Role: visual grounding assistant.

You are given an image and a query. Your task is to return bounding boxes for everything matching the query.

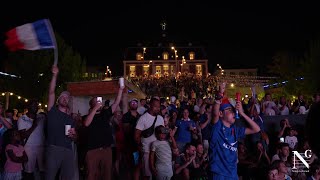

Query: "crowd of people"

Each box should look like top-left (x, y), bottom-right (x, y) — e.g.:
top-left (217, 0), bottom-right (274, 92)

top-left (0, 65), bottom-right (320, 180)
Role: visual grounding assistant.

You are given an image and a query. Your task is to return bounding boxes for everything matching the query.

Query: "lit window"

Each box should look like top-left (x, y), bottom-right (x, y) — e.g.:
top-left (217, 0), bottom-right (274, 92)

top-left (130, 66), bottom-right (136, 77)
top-left (156, 66), bottom-right (161, 74)
top-left (196, 65), bottom-right (202, 76)
top-left (162, 52), bottom-right (169, 60)
top-left (163, 65), bottom-right (169, 76)
top-left (143, 65), bottom-right (149, 76)
top-left (189, 52), bottom-right (195, 60)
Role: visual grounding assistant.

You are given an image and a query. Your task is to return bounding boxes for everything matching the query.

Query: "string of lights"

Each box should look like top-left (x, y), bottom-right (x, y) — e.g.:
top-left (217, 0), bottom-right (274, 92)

top-left (0, 92), bottom-right (46, 107)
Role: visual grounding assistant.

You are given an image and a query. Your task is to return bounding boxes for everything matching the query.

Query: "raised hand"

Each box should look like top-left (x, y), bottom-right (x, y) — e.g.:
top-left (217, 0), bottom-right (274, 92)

top-left (52, 65), bottom-right (59, 75)
top-left (219, 82), bottom-right (226, 94)
top-left (236, 101), bottom-right (244, 115)
top-left (68, 128), bottom-right (77, 140)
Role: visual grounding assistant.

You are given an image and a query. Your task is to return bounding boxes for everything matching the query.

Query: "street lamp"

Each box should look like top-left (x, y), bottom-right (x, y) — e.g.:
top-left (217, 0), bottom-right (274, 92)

top-left (217, 64), bottom-right (224, 75)
top-left (171, 47), bottom-right (178, 76)
top-left (181, 56), bottom-right (186, 73)
top-left (105, 66), bottom-right (112, 78)
top-left (143, 47), bottom-right (146, 60)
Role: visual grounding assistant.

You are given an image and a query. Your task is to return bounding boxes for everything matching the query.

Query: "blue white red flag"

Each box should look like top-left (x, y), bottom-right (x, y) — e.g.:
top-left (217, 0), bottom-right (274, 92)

top-left (5, 19), bottom-right (56, 51)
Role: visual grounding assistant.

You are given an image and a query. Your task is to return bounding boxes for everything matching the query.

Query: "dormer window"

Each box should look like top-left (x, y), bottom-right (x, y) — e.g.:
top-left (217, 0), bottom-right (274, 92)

top-left (136, 53), bottom-right (143, 60)
top-left (162, 52), bottom-right (169, 60)
top-left (189, 52), bottom-right (195, 60)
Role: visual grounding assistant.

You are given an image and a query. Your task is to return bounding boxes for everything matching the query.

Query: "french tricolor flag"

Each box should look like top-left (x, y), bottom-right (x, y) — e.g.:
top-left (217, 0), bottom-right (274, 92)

top-left (5, 19), bottom-right (56, 52)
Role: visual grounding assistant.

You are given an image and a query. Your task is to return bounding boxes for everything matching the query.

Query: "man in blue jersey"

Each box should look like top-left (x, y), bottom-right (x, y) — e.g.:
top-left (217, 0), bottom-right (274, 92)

top-left (209, 82), bottom-right (261, 179)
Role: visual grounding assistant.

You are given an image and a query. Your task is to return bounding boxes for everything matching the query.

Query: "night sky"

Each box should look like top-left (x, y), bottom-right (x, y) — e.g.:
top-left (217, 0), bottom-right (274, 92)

top-left (1, 2), bottom-right (319, 76)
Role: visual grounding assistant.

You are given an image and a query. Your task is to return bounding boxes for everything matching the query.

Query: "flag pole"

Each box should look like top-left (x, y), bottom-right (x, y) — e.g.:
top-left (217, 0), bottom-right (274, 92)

top-left (45, 19), bottom-right (58, 66)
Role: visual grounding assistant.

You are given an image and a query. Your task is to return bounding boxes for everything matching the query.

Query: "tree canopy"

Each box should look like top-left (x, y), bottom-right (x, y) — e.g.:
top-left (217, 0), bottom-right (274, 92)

top-left (268, 38), bottom-right (320, 98)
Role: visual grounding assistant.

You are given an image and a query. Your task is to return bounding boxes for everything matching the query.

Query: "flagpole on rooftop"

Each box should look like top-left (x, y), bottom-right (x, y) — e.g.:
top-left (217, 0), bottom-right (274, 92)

top-left (45, 19), bottom-right (58, 66)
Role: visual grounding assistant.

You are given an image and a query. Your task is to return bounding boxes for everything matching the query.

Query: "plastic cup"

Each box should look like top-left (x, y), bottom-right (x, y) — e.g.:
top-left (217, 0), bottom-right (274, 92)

top-left (119, 77), bottom-right (124, 87)
top-left (65, 125), bottom-right (71, 135)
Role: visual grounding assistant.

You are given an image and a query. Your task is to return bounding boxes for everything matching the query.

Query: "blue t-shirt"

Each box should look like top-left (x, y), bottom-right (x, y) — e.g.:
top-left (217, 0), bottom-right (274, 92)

top-left (175, 119), bottom-right (196, 143)
top-left (199, 114), bottom-right (211, 140)
top-left (209, 119), bottom-right (246, 178)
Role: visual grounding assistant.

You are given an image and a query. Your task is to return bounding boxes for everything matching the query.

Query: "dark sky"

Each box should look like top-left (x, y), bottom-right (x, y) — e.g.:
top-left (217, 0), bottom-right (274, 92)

top-left (1, 2), bottom-right (319, 76)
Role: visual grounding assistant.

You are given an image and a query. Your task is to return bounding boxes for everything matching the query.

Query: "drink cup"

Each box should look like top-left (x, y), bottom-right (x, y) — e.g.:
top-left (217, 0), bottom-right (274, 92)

top-left (65, 125), bottom-right (71, 135)
top-left (119, 77), bottom-right (125, 87)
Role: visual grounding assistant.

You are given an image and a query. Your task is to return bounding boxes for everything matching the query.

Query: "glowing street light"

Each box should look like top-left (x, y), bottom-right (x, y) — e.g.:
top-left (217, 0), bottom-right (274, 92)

top-left (217, 64), bottom-right (224, 76)
top-left (172, 47), bottom-right (179, 76)
top-left (143, 47), bottom-right (146, 60)
top-left (105, 66), bottom-right (112, 78)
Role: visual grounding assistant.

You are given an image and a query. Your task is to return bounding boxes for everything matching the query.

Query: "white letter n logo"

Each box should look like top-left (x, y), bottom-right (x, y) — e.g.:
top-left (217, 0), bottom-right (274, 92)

top-left (292, 150), bottom-right (311, 169)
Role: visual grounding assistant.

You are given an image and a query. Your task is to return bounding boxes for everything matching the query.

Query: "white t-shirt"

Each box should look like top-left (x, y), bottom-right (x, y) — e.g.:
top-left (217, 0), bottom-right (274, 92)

top-left (17, 115), bottom-right (45, 146)
top-left (151, 140), bottom-right (173, 175)
top-left (278, 104), bottom-right (290, 115)
top-left (135, 112), bottom-right (164, 152)
top-left (263, 101), bottom-right (276, 115)
top-left (285, 136), bottom-right (298, 149)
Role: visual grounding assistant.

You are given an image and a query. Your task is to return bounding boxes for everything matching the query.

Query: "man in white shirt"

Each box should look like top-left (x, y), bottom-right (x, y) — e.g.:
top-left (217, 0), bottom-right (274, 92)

top-left (135, 98), bottom-right (164, 180)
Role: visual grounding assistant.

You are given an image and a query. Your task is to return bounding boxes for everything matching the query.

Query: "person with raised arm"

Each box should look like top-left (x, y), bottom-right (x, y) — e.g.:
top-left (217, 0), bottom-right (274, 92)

top-left (84, 84), bottom-right (124, 180)
top-left (209, 82), bottom-right (261, 179)
top-left (46, 65), bottom-right (77, 180)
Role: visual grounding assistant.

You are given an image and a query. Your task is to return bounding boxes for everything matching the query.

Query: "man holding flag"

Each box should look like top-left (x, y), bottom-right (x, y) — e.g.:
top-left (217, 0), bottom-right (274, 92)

top-left (46, 65), bottom-right (77, 180)
top-left (4, 19), bottom-right (76, 179)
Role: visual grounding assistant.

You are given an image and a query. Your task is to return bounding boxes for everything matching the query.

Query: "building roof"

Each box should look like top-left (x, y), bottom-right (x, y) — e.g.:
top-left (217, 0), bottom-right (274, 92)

top-left (123, 20), bottom-right (208, 61)
top-left (124, 46), bottom-right (208, 60)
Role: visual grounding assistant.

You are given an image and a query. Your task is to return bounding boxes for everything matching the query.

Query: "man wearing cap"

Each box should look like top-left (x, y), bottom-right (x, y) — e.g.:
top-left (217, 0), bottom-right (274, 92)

top-left (123, 98), bottom-right (141, 179)
top-left (137, 98), bottom-right (147, 115)
top-left (46, 65), bottom-right (77, 180)
top-left (209, 82), bottom-right (261, 180)
top-left (84, 86), bottom-right (124, 180)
